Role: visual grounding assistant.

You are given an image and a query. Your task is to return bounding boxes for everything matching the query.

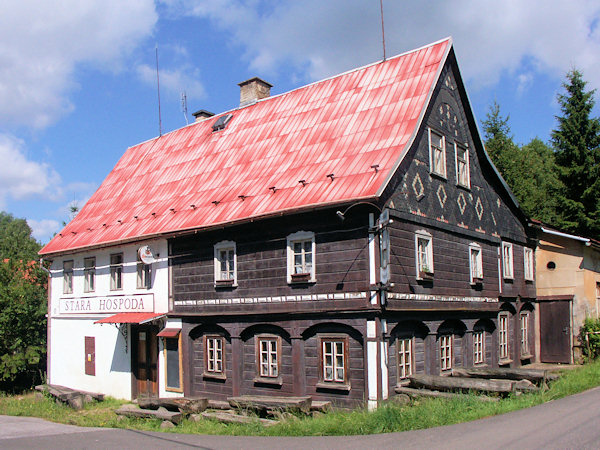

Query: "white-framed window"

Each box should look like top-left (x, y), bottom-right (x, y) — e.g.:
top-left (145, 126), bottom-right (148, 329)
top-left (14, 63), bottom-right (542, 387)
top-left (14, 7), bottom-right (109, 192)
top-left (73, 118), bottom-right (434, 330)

top-left (440, 334), bottom-right (453, 371)
top-left (214, 241), bottom-right (237, 285)
top-left (398, 337), bottom-right (413, 379)
top-left (257, 336), bottom-right (279, 378)
top-left (286, 231), bottom-right (315, 283)
top-left (524, 247), bottom-right (534, 281)
top-left (110, 253), bottom-right (123, 291)
top-left (321, 337), bottom-right (347, 384)
top-left (205, 335), bottom-right (225, 375)
top-left (83, 257), bottom-right (95, 293)
top-left (136, 258), bottom-right (151, 290)
top-left (455, 142), bottom-right (470, 187)
top-left (520, 312), bottom-right (530, 356)
top-left (499, 313), bottom-right (510, 360)
top-left (469, 243), bottom-right (483, 283)
top-left (415, 230), bottom-right (433, 277)
top-left (429, 128), bottom-right (446, 177)
top-left (502, 242), bottom-right (514, 279)
top-left (63, 260), bottom-right (73, 294)
top-left (473, 331), bottom-right (485, 365)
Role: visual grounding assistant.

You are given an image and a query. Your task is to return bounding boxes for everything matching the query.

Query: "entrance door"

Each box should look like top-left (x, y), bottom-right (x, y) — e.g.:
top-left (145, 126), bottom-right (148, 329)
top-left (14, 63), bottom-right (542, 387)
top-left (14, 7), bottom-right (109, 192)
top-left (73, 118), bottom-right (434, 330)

top-left (132, 325), bottom-right (159, 398)
top-left (539, 300), bottom-right (571, 363)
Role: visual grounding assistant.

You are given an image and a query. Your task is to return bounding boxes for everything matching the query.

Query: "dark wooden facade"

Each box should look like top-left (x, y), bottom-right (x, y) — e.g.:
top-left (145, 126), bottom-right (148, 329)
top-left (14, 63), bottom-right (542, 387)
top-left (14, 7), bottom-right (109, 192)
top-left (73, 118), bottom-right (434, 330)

top-left (169, 54), bottom-right (537, 407)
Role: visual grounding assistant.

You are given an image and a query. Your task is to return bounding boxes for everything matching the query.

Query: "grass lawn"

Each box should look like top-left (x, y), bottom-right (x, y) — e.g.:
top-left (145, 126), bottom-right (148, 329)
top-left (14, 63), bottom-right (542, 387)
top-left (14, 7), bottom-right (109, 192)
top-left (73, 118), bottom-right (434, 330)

top-left (2, 360), bottom-right (599, 436)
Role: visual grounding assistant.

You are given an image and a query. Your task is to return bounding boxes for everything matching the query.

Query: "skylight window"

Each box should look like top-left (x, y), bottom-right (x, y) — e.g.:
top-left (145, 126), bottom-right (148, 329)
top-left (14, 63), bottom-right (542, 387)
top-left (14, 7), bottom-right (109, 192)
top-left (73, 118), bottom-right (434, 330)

top-left (212, 114), bottom-right (233, 132)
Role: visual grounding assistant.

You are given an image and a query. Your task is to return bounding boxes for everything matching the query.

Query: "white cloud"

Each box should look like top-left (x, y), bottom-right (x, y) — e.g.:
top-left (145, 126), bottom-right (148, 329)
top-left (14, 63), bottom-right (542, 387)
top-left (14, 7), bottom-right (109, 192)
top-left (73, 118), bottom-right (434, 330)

top-left (161, 0), bottom-right (600, 93)
top-left (0, 133), bottom-right (62, 207)
top-left (137, 64), bottom-right (205, 100)
top-left (0, 0), bottom-right (158, 129)
top-left (27, 218), bottom-right (60, 244)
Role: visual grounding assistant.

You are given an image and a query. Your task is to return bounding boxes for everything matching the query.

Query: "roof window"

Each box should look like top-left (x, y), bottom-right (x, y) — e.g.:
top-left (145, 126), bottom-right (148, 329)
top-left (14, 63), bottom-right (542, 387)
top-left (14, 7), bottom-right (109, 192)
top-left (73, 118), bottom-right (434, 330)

top-left (212, 114), bottom-right (232, 132)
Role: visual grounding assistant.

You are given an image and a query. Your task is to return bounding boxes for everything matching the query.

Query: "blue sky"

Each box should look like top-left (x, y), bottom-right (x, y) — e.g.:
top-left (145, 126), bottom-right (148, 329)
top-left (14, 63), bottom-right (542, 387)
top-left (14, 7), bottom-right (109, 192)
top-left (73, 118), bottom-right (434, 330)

top-left (1, 0), bottom-right (599, 244)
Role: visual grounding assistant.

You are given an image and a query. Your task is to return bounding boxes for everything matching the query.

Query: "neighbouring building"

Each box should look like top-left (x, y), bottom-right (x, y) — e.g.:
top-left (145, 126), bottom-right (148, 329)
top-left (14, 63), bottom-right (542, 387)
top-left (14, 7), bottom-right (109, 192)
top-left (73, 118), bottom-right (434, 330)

top-left (534, 225), bottom-right (600, 363)
top-left (40, 38), bottom-right (537, 407)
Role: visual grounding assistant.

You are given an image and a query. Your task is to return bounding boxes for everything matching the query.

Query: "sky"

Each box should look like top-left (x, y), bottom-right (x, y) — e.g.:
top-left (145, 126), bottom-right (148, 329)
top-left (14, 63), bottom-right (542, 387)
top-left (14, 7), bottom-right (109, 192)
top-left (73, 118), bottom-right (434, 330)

top-left (1, 0), bottom-right (599, 245)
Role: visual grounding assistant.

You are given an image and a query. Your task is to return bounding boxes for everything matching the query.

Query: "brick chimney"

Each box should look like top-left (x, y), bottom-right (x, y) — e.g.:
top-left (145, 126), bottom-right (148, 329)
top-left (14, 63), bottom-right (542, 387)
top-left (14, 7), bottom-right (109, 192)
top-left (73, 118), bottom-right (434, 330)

top-left (192, 109), bottom-right (215, 123)
top-left (238, 77), bottom-right (272, 107)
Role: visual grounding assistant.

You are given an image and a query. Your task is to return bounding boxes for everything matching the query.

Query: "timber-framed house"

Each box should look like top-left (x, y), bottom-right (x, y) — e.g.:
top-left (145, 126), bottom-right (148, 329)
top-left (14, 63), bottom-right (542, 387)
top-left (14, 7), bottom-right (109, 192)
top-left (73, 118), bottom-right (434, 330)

top-left (40, 38), bottom-right (536, 407)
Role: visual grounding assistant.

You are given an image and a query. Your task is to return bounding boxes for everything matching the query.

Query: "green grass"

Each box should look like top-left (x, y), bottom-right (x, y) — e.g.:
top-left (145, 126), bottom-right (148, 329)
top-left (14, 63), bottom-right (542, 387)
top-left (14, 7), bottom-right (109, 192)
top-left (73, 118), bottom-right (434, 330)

top-left (2, 360), bottom-right (600, 436)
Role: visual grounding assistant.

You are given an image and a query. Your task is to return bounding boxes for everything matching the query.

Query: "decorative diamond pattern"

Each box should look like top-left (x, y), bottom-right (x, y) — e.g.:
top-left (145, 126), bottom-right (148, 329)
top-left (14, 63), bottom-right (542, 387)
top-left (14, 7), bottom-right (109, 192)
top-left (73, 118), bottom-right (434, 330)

top-left (412, 173), bottom-right (424, 199)
top-left (491, 212), bottom-right (497, 226)
top-left (437, 184), bottom-right (447, 208)
top-left (475, 197), bottom-right (484, 221)
top-left (457, 193), bottom-right (467, 214)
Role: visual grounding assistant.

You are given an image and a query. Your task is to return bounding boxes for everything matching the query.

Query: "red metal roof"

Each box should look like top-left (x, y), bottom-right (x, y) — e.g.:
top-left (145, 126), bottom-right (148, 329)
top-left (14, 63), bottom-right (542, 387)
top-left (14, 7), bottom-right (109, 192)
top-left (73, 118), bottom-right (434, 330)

top-left (41, 38), bottom-right (451, 255)
top-left (94, 312), bottom-right (165, 324)
top-left (157, 328), bottom-right (181, 338)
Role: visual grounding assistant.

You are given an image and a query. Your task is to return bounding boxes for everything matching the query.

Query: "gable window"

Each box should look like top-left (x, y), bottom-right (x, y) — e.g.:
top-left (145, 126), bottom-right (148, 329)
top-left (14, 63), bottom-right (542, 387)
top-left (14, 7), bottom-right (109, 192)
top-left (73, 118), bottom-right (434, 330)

top-left (110, 253), bottom-right (123, 291)
top-left (214, 241), bottom-right (237, 286)
top-left (524, 247), bottom-right (534, 281)
top-left (287, 231), bottom-right (315, 283)
top-left (415, 231), bottom-right (433, 278)
top-left (502, 242), bottom-right (514, 279)
top-left (429, 128), bottom-right (446, 177)
top-left (320, 336), bottom-right (348, 385)
top-left (205, 335), bottom-right (225, 376)
top-left (473, 331), bottom-right (485, 365)
top-left (397, 337), bottom-right (413, 379)
top-left (520, 312), bottom-right (530, 356)
top-left (455, 143), bottom-right (470, 187)
top-left (257, 336), bottom-right (279, 379)
top-left (63, 260), bottom-right (73, 294)
top-left (469, 243), bottom-right (483, 283)
top-left (136, 257), bottom-right (151, 290)
top-left (440, 334), bottom-right (453, 371)
top-left (499, 313), bottom-right (510, 361)
top-left (83, 257), bottom-right (95, 293)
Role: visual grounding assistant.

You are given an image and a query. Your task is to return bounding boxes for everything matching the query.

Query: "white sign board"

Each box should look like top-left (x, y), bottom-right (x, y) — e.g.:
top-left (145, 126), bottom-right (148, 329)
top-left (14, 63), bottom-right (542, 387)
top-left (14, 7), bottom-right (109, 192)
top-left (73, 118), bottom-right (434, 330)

top-left (59, 293), bottom-right (155, 314)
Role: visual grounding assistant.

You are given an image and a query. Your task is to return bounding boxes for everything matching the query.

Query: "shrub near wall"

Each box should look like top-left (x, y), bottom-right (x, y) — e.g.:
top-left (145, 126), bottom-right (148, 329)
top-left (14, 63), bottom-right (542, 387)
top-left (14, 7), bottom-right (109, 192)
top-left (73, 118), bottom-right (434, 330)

top-left (580, 318), bottom-right (600, 360)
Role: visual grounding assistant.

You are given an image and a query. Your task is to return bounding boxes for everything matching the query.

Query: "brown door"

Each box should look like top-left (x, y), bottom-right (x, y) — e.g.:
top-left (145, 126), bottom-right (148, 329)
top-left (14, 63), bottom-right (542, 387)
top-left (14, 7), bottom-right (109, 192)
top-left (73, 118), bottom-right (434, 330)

top-left (539, 300), bottom-right (571, 363)
top-left (132, 325), bottom-right (159, 398)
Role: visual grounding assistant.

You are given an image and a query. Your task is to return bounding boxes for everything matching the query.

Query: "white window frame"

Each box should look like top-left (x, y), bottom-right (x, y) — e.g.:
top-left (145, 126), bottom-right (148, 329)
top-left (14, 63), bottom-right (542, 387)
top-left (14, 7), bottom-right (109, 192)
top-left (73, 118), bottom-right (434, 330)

top-left (110, 253), bottom-right (123, 291)
top-left (136, 260), bottom-right (151, 289)
top-left (499, 313), bottom-right (510, 360)
top-left (469, 243), bottom-right (483, 283)
top-left (473, 330), bottom-right (485, 365)
top-left (286, 231), bottom-right (316, 283)
top-left (397, 337), bottom-right (413, 379)
top-left (257, 336), bottom-right (279, 378)
top-left (524, 247), bottom-right (534, 281)
top-left (83, 257), bottom-right (95, 293)
top-left (454, 142), bottom-right (470, 188)
top-left (520, 312), bottom-right (530, 356)
top-left (440, 334), bottom-right (453, 371)
top-left (502, 242), bottom-right (514, 279)
top-left (214, 240), bottom-right (237, 285)
top-left (63, 260), bottom-right (73, 294)
top-left (428, 128), bottom-right (446, 178)
top-left (321, 337), bottom-right (347, 384)
top-left (205, 335), bottom-right (225, 375)
top-left (415, 230), bottom-right (434, 277)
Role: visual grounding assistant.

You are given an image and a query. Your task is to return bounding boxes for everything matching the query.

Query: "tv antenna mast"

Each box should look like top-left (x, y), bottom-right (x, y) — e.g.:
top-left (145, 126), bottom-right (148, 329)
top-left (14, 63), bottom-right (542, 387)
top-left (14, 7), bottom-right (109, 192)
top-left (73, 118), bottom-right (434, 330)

top-left (181, 91), bottom-right (189, 125)
top-left (155, 45), bottom-right (162, 136)
top-left (380, 0), bottom-right (387, 61)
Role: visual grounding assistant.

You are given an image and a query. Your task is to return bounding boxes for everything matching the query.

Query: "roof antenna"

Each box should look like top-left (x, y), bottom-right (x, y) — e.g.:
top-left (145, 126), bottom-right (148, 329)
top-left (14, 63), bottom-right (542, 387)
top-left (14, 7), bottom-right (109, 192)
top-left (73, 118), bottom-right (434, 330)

top-left (380, 0), bottom-right (387, 61)
top-left (155, 44), bottom-right (162, 136)
top-left (181, 91), bottom-right (189, 125)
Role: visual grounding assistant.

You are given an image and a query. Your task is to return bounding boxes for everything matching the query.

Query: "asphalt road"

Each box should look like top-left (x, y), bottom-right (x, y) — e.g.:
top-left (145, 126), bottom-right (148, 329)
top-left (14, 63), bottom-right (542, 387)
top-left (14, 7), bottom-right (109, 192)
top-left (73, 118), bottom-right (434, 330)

top-left (2, 386), bottom-right (600, 449)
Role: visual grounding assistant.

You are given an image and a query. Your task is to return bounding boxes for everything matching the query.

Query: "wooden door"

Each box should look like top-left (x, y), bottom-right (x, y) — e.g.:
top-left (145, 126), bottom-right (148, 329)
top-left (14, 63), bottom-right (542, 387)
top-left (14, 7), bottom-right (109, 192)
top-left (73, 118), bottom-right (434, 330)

top-left (539, 300), bottom-right (571, 363)
top-left (132, 325), bottom-right (158, 398)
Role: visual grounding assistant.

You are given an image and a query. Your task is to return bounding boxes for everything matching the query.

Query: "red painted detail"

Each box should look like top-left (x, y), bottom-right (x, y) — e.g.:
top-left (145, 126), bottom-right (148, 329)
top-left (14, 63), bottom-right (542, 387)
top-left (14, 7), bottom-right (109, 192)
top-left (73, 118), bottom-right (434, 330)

top-left (40, 39), bottom-right (451, 255)
top-left (94, 312), bottom-right (164, 324)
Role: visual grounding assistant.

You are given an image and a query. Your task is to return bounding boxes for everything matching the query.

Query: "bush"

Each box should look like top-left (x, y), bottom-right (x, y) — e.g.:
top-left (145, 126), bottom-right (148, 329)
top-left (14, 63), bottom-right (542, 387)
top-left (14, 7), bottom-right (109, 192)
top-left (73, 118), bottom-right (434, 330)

top-left (580, 318), bottom-right (600, 360)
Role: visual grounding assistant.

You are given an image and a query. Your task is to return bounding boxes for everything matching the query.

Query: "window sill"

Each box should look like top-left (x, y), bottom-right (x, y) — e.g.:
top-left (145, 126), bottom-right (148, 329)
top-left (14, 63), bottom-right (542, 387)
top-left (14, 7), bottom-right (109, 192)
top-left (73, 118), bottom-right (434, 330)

top-left (253, 376), bottom-right (282, 386)
top-left (430, 171), bottom-right (447, 181)
top-left (203, 372), bottom-right (227, 381)
top-left (290, 273), bottom-right (314, 283)
top-left (316, 381), bottom-right (351, 392)
top-left (214, 279), bottom-right (237, 289)
top-left (520, 353), bottom-right (533, 359)
top-left (417, 271), bottom-right (434, 282)
top-left (499, 358), bottom-right (513, 366)
top-left (456, 183), bottom-right (471, 191)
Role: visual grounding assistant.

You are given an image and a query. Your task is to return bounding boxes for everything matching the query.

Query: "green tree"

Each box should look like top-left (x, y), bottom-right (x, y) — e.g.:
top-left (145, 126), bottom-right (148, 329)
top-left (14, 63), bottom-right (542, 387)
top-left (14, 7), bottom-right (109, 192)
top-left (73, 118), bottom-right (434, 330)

top-left (482, 100), bottom-right (520, 177)
top-left (552, 70), bottom-right (600, 237)
top-left (0, 212), bottom-right (47, 392)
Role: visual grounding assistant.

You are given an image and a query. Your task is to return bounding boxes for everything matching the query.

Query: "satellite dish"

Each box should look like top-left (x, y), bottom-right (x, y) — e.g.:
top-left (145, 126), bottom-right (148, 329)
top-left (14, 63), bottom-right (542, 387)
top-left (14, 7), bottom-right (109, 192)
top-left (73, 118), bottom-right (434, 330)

top-left (138, 245), bottom-right (156, 264)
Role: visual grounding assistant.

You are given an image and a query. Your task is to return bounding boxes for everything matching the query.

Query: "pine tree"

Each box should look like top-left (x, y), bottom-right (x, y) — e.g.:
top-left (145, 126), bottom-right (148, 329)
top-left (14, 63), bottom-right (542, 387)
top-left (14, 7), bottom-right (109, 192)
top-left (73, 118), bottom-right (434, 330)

top-left (552, 70), bottom-right (600, 237)
top-left (481, 101), bottom-right (520, 177)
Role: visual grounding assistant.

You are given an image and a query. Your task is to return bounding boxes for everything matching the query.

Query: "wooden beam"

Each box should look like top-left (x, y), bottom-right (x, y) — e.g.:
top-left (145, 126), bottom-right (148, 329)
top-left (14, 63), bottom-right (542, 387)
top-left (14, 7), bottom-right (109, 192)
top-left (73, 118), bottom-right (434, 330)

top-left (115, 405), bottom-right (182, 424)
top-left (451, 367), bottom-right (558, 384)
top-left (137, 397), bottom-right (208, 414)
top-left (408, 374), bottom-right (538, 394)
top-left (228, 396), bottom-right (312, 414)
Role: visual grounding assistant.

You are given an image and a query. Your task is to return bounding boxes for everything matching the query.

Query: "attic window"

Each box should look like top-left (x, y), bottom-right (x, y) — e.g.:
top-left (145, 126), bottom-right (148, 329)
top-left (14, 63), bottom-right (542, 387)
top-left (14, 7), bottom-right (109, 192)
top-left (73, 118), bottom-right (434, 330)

top-left (212, 114), bottom-right (232, 132)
